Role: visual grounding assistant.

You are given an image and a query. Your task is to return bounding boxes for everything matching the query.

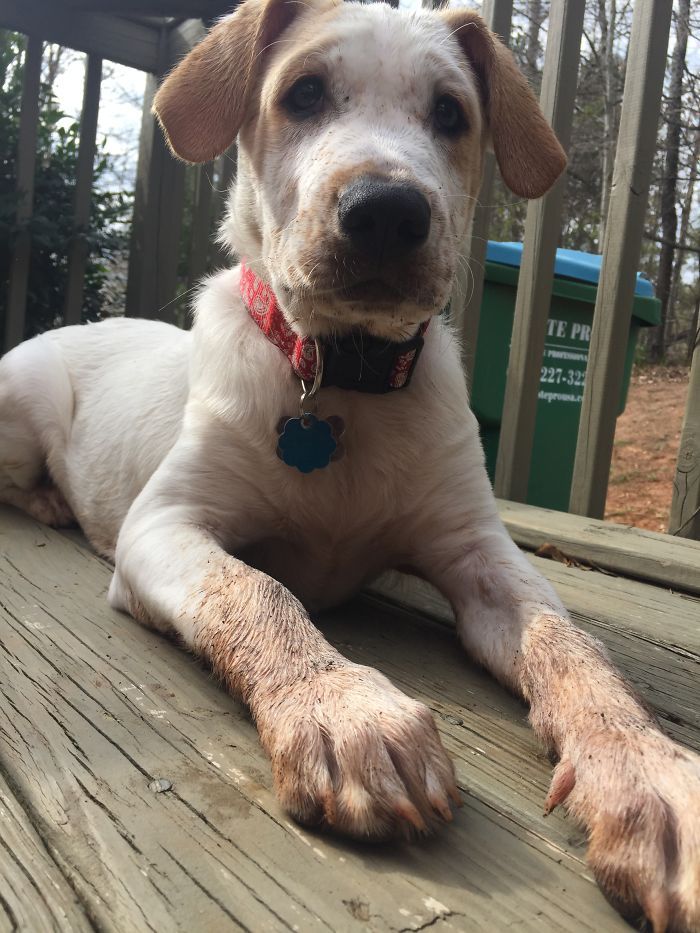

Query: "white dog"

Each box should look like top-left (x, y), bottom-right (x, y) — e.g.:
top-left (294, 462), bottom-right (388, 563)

top-left (1, 1), bottom-right (698, 929)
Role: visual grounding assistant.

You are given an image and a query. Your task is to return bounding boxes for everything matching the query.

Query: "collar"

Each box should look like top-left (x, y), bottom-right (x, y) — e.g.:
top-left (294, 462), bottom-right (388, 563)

top-left (239, 261), bottom-right (428, 394)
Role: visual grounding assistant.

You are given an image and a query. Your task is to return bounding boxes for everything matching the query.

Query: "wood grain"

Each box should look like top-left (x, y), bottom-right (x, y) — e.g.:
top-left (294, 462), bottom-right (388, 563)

top-left (0, 771), bottom-right (93, 933)
top-left (0, 506), bottom-right (646, 931)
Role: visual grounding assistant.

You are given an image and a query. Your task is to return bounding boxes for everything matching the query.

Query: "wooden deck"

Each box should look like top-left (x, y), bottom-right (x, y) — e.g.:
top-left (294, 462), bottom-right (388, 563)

top-left (1, 504), bottom-right (698, 933)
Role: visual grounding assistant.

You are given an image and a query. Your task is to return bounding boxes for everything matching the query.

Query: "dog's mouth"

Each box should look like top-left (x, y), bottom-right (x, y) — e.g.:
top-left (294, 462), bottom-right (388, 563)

top-left (337, 278), bottom-right (402, 305)
top-left (305, 266), bottom-right (438, 308)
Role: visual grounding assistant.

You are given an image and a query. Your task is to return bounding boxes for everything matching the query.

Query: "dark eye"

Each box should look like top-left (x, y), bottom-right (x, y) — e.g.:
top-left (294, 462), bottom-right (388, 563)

top-left (434, 95), bottom-right (466, 135)
top-left (284, 76), bottom-right (324, 116)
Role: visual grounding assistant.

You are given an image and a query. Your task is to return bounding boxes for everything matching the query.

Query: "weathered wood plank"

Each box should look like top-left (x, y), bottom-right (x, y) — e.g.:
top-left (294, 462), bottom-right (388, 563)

top-left (0, 506), bottom-right (636, 932)
top-left (669, 341), bottom-right (700, 538)
top-left (370, 552), bottom-right (700, 662)
top-left (451, 0), bottom-right (513, 391)
top-left (497, 498), bottom-right (700, 594)
top-left (4, 35), bottom-right (42, 353)
top-left (0, 0), bottom-right (160, 72)
top-left (64, 55), bottom-right (103, 328)
top-left (569, 0), bottom-right (674, 518)
top-left (493, 0), bottom-right (586, 501)
top-left (0, 771), bottom-right (94, 932)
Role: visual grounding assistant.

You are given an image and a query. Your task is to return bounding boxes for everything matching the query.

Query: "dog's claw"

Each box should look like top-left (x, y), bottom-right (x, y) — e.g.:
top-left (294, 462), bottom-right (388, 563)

top-left (394, 797), bottom-right (428, 832)
top-left (641, 889), bottom-right (670, 933)
top-left (543, 757), bottom-right (576, 815)
top-left (429, 792), bottom-right (453, 822)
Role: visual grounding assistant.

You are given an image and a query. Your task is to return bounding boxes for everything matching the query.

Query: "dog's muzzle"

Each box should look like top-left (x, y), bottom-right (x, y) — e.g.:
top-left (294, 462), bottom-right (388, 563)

top-left (338, 176), bottom-right (431, 260)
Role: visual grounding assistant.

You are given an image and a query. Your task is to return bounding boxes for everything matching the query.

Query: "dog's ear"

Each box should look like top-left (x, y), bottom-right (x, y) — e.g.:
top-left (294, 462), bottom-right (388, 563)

top-left (441, 11), bottom-right (566, 199)
top-left (154, 0), bottom-right (308, 163)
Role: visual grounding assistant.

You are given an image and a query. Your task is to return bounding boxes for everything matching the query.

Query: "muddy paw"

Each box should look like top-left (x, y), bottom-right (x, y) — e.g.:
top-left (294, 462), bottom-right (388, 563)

top-left (547, 728), bottom-right (700, 932)
top-left (255, 663), bottom-right (460, 839)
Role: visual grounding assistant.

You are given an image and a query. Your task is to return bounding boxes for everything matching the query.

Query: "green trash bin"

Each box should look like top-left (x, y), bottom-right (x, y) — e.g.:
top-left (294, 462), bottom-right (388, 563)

top-left (471, 242), bottom-right (661, 512)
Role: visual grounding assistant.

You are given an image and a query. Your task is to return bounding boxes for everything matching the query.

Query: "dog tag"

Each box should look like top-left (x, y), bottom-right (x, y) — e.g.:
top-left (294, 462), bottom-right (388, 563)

top-left (277, 414), bottom-right (338, 473)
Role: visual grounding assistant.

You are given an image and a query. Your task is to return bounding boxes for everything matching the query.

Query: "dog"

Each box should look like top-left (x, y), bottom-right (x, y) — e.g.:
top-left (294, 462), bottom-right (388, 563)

top-left (1, 1), bottom-right (698, 929)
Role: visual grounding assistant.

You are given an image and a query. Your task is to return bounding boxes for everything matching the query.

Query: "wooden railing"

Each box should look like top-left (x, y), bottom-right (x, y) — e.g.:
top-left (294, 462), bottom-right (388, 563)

top-left (1, 0), bottom-right (698, 539)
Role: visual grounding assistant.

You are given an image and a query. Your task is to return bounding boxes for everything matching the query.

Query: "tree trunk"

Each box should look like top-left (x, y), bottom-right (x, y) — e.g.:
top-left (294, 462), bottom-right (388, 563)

top-left (525, 0), bottom-right (544, 89)
top-left (668, 121), bottom-right (700, 349)
top-left (43, 45), bottom-right (64, 97)
top-left (651, 0), bottom-right (691, 363)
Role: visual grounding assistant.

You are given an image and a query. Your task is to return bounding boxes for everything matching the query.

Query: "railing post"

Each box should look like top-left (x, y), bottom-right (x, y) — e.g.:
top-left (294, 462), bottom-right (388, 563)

top-left (4, 35), bottom-right (42, 352)
top-left (451, 0), bottom-right (513, 392)
top-left (187, 162), bottom-right (215, 292)
top-left (493, 0), bottom-right (586, 502)
top-left (64, 54), bottom-right (102, 327)
top-left (125, 27), bottom-right (187, 323)
top-left (569, 0), bottom-right (673, 518)
top-left (208, 148), bottom-right (237, 270)
top-left (669, 338), bottom-right (700, 538)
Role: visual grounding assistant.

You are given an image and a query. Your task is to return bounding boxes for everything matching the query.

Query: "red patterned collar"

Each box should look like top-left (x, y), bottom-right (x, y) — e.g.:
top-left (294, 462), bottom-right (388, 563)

top-left (239, 261), bottom-right (429, 394)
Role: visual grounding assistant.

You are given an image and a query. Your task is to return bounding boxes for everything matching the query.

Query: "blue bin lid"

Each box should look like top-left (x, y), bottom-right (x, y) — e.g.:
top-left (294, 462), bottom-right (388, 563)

top-left (486, 241), bottom-right (655, 298)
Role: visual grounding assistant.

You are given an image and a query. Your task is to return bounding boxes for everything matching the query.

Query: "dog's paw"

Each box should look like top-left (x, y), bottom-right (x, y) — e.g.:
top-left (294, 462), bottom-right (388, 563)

top-left (255, 663), bottom-right (460, 839)
top-left (547, 726), bottom-right (700, 932)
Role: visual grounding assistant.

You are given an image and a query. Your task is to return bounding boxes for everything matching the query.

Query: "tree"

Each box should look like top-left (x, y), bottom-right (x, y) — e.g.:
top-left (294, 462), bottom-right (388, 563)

top-left (650, 0), bottom-right (692, 362)
top-left (0, 31), bottom-right (131, 346)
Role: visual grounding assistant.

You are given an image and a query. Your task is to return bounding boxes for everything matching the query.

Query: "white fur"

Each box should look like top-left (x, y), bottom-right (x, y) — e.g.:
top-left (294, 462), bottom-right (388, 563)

top-left (2, 4), bottom-right (699, 922)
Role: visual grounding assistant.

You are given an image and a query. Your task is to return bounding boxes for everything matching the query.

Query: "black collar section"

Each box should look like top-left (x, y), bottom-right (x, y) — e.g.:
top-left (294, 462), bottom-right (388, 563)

top-left (319, 329), bottom-right (426, 394)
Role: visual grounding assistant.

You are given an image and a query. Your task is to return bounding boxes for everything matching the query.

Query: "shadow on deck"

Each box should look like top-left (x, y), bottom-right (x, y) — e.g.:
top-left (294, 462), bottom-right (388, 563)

top-left (0, 504), bottom-right (698, 932)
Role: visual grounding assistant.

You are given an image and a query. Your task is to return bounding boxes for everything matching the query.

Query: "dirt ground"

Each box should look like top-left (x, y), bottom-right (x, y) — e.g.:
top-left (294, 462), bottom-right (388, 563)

top-left (605, 365), bottom-right (690, 532)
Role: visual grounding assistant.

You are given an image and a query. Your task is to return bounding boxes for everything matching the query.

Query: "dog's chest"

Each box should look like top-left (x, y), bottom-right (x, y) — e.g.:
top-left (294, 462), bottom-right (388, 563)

top-left (236, 398), bottom-right (427, 607)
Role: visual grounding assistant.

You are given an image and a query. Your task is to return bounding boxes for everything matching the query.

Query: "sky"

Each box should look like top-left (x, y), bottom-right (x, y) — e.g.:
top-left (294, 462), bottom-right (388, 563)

top-left (53, 54), bottom-right (146, 191)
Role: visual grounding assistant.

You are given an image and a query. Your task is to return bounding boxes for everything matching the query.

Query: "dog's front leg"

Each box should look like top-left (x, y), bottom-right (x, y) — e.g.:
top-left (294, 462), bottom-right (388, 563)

top-left (109, 499), bottom-right (458, 839)
top-left (418, 507), bottom-right (700, 931)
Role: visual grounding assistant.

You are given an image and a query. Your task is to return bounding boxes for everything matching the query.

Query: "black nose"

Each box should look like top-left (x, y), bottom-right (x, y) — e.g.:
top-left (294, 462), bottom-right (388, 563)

top-left (338, 177), bottom-right (431, 259)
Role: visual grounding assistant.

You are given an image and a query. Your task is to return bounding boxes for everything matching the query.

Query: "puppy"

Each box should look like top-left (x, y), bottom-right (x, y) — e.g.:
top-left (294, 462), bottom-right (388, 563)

top-left (0, 2), bottom-right (698, 930)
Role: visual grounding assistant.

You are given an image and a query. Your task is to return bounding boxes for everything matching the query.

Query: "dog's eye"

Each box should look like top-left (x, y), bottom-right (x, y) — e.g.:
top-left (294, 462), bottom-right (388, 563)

top-left (284, 76), bottom-right (325, 116)
top-left (434, 95), bottom-right (466, 135)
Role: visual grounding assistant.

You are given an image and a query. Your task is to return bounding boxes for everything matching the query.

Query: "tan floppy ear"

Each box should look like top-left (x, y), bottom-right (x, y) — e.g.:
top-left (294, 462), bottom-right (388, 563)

top-left (441, 10), bottom-right (566, 199)
top-left (153, 0), bottom-right (304, 163)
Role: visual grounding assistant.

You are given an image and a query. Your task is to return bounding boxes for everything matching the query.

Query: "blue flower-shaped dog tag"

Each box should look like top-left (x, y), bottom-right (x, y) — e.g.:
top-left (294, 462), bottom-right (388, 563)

top-left (277, 415), bottom-right (337, 473)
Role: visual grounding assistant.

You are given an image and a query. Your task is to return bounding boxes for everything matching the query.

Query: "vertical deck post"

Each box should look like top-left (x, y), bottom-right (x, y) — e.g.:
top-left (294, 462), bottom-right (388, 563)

top-left (451, 0), bottom-right (513, 391)
top-left (669, 341), bottom-right (700, 538)
top-left (493, 0), bottom-right (586, 502)
top-left (208, 148), bottom-right (237, 270)
top-left (569, 0), bottom-right (673, 518)
top-left (4, 35), bottom-right (42, 352)
top-left (64, 54), bottom-right (102, 327)
top-left (187, 162), bottom-right (215, 292)
top-left (125, 30), bottom-right (186, 324)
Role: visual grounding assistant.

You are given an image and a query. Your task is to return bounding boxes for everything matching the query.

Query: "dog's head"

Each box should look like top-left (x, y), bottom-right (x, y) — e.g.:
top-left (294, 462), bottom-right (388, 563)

top-left (155, 0), bottom-right (565, 340)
